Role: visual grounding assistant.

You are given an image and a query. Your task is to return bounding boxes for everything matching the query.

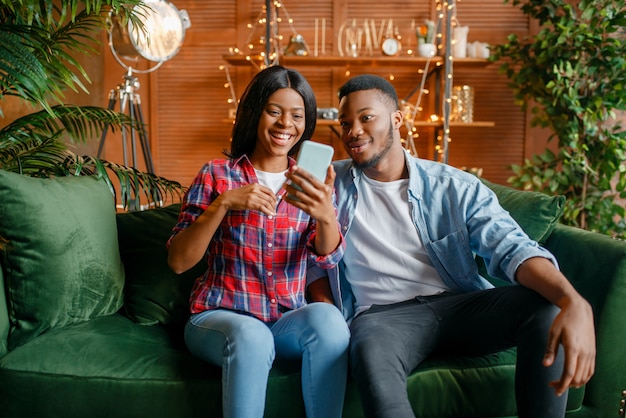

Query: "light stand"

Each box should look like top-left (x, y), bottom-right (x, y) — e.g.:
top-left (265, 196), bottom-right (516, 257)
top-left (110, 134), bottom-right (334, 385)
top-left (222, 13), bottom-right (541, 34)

top-left (97, 69), bottom-right (154, 173)
top-left (97, 0), bottom-right (190, 173)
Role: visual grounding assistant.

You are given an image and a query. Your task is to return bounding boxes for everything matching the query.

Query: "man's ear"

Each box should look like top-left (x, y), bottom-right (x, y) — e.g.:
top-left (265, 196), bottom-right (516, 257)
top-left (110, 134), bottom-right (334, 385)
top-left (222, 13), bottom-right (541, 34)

top-left (393, 109), bottom-right (404, 128)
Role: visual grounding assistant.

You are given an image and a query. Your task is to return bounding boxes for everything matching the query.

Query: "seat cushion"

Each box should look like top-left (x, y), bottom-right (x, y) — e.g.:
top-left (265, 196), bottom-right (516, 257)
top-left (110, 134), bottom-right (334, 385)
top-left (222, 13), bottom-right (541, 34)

top-left (0, 171), bottom-right (124, 350)
top-left (0, 314), bottom-right (584, 418)
top-left (116, 204), bottom-right (206, 325)
top-left (0, 314), bottom-right (305, 418)
top-left (343, 348), bottom-right (584, 418)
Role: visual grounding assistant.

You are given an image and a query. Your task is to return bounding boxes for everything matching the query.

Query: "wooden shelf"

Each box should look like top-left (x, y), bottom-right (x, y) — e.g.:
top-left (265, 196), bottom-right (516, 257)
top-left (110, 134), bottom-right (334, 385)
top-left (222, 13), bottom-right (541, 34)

top-left (318, 119), bottom-right (495, 128)
top-left (222, 55), bottom-right (495, 147)
top-left (226, 118), bottom-right (494, 128)
top-left (222, 54), bottom-right (492, 69)
top-left (225, 119), bottom-right (494, 129)
top-left (416, 121), bottom-right (496, 128)
top-left (316, 119), bottom-right (340, 126)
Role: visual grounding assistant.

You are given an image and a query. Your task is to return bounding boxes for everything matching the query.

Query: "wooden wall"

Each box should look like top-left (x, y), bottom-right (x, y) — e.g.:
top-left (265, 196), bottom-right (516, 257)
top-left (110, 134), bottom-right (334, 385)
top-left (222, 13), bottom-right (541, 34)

top-left (99, 0), bottom-right (532, 188)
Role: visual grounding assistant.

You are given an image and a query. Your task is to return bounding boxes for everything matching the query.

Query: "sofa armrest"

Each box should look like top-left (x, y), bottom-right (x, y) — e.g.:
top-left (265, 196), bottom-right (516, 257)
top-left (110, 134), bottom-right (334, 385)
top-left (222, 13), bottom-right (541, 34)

top-left (544, 224), bottom-right (626, 417)
top-left (0, 265), bottom-right (9, 357)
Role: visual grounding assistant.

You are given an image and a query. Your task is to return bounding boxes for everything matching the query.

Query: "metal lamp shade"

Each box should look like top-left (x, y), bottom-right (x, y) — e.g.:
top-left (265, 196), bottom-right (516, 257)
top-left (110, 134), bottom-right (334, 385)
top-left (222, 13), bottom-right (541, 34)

top-left (110, 0), bottom-right (190, 63)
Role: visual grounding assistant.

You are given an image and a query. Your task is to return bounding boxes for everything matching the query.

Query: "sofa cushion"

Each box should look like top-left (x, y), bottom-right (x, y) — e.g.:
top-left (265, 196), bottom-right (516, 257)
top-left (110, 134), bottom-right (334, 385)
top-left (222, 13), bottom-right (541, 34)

top-left (0, 313), bottom-right (303, 418)
top-left (481, 178), bottom-right (565, 244)
top-left (478, 179), bottom-right (566, 286)
top-left (116, 204), bottom-right (206, 325)
top-left (0, 267), bottom-right (9, 357)
top-left (0, 316), bottom-right (584, 418)
top-left (0, 171), bottom-right (124, 350)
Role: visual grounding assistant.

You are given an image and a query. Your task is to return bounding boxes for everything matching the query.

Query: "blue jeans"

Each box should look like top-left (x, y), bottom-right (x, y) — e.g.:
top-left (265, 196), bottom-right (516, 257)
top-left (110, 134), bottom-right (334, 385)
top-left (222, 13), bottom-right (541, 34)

top-left (185, 302), bottom-right (350, 418)
top-left (349, 286), bottom-right (567, 418)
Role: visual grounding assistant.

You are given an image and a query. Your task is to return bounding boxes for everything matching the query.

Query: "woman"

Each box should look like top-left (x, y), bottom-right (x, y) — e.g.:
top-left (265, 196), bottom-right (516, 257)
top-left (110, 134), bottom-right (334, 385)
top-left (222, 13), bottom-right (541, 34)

top-left (167, 66), bottom-right (348, 418)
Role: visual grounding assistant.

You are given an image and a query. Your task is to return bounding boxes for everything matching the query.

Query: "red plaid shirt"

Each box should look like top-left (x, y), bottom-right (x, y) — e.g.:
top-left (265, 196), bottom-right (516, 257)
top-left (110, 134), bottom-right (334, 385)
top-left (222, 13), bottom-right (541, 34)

top-left (169, 156), bottom-right (344, 322)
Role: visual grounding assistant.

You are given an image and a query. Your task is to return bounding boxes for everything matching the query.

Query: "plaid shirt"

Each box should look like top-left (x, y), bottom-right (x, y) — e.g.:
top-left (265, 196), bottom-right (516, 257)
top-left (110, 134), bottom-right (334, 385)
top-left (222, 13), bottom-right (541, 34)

top-left (169, 155), bottom-right (344, 322)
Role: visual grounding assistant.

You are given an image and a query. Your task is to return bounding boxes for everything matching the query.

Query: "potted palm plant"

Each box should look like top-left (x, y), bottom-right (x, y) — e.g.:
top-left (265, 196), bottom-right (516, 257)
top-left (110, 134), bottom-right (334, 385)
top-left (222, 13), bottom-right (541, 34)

top-left (0, 0), bottom-right (184, 209)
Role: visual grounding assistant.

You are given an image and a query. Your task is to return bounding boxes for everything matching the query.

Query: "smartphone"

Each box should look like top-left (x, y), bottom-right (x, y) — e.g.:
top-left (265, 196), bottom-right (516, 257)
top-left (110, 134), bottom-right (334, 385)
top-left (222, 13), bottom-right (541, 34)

top-left (296, 140), bottom-right (334, 181)
top-left (289, 140), bottom-right (334, 198)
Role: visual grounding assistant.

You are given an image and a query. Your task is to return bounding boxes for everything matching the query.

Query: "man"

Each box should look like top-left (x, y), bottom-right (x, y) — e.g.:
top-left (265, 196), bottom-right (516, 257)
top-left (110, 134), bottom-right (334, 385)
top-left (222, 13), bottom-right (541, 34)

top-left (309, 74), bottom-right (595, 418)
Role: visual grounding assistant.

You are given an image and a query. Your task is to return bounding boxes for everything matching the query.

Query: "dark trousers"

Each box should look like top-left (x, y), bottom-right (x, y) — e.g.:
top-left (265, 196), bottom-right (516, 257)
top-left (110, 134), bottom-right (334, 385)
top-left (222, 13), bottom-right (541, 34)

top-left (349, 285), bottom-right (567, 418)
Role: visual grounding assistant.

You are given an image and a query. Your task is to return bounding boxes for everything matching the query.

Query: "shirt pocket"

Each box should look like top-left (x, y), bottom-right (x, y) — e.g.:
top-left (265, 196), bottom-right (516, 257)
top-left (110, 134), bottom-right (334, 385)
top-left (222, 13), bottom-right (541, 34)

top-left (277, 202), bottom-right (309, 233)
top-left (227, 210), bottom-right (249, 228)
top-left (428, 229), bottom-right (476, 282)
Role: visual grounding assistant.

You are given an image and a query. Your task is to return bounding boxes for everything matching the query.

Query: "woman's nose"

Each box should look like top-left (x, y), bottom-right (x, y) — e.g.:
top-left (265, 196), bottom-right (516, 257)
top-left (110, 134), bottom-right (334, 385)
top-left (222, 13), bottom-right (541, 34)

top-left (278, 114), bottom-right (292, 127)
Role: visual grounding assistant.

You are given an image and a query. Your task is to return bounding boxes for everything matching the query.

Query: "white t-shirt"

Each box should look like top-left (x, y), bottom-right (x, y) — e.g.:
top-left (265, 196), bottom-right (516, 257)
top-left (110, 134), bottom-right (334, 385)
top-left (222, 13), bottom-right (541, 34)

top-left (344, 174), bottom-right (449, 316)
top-left (255, 169), bottom-right (287, 194)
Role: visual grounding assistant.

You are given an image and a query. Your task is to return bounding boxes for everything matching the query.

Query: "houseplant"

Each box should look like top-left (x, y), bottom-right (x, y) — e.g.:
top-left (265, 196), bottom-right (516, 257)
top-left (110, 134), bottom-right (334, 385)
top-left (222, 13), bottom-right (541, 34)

top-left (490, 0), bottom-right (626, 238)
top-left (0, 0), bottom-right (185, 209)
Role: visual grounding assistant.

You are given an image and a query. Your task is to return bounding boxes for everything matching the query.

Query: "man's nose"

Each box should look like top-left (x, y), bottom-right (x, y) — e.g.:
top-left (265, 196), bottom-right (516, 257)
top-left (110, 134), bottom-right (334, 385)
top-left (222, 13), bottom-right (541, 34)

top-left (347, 123), bottom-right (363, 137)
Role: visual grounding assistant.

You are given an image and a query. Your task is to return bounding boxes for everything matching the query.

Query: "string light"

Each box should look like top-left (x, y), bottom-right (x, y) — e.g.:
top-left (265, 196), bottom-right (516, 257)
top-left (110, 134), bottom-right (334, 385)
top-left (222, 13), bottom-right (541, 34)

top-left (221, 0), bottom-right (304, 116)
top-left (219, 64), bottom-right (238, 110)
top-left (400, 0), bottom-right (458, 161)
top-left (224, 0), bottom-right (297, 70)
top-left (439, 0), bottom-right (458, 163)
top-left (220, 0), bottom-right (460, 161)
top-left (401, 0), bottom-right (448, 156)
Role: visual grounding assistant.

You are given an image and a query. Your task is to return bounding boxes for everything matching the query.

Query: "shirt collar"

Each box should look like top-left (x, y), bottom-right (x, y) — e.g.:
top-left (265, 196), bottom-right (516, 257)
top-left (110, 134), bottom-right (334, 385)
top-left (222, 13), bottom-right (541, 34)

top-left (232, 154), bottom-right (298, 169)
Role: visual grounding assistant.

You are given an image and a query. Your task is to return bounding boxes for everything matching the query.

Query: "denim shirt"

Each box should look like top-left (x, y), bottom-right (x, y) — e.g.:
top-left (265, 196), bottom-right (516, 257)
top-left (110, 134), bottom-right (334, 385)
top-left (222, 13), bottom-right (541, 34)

top-left (312, 150), bottom-right (558, 321)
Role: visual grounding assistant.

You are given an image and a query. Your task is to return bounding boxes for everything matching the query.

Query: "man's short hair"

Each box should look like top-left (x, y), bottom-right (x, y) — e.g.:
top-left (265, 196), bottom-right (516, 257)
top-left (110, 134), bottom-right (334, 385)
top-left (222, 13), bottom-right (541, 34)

top-left (338, 74), bottom-right (399, 110)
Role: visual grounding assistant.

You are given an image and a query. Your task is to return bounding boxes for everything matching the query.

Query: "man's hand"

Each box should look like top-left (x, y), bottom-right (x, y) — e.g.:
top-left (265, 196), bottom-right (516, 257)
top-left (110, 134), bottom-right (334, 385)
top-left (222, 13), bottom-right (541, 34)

top-left (307, 276), bottom-right (335, 304)
top-left (543, 296), bottom-right (596, 396)
top-left (516, 256), bottom-right (596, 396)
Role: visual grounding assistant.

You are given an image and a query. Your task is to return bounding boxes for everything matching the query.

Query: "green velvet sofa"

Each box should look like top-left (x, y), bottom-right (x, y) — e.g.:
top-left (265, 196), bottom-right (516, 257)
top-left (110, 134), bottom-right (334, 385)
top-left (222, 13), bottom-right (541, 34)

top-left (0, 170), bottom-right (624, 418)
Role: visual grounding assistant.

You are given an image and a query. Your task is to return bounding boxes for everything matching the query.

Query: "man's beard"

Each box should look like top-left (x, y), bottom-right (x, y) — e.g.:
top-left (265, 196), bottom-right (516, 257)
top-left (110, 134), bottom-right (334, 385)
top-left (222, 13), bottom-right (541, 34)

top-left (352, 123), bottom-right (395, 170)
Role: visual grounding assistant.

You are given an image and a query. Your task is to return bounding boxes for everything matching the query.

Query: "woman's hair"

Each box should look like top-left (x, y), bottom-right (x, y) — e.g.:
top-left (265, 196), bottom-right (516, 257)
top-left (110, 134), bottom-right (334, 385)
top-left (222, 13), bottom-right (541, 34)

top-left (225, 66), bottom-right (317, 159)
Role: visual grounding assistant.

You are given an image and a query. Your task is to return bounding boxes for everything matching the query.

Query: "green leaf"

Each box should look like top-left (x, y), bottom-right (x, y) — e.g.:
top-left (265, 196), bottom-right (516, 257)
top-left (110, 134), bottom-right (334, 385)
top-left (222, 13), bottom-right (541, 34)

top-left (497, 0), bottom-right (626, 238)
top-left (0, 0), bottom-right (183, 212)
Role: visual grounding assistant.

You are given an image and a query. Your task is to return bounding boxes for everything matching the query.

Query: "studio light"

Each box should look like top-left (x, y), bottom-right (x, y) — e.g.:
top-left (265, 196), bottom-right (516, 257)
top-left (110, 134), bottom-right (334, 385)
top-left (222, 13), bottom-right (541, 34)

top-left (109, 0), bottom-right (191, 72)
top-left (98, 0), bottom-right (191, 182)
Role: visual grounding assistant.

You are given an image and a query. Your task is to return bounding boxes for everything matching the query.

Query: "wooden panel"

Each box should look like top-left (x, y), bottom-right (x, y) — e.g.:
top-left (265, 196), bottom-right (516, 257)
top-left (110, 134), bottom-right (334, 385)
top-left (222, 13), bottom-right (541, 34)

top-left (447, 0), bottom-right (529, 184)
top-left (102, 0), bottom-right (531, 187)
top-left (149, 0), bottom-right (241, 187)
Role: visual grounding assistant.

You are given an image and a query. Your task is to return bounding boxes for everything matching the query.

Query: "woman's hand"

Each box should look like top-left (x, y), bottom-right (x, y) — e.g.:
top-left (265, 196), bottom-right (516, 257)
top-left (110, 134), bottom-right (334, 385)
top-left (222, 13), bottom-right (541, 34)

top-left (284, 165), bottom-right (341, 255)
top-left (168, 183), bottom-right (277, 274)
top-left (220, 183), bottom-right (278, 216)
top-left (284, 164), bottom-right (336, 223)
